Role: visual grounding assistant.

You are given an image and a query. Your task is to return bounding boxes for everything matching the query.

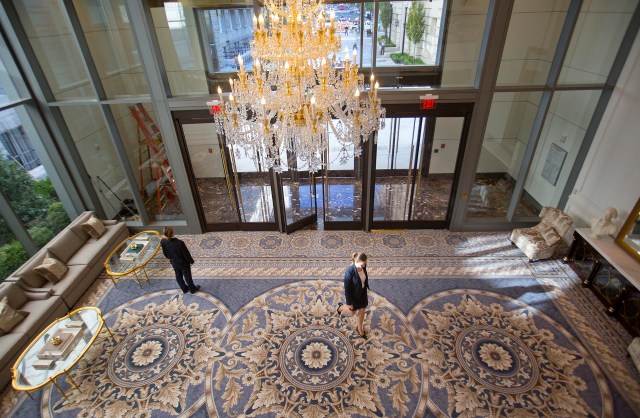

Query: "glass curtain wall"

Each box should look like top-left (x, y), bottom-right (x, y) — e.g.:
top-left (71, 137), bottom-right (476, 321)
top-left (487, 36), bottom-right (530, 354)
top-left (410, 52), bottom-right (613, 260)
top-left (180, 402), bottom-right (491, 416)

top-left (496, 1), bottom-right (569, 86)
top-left (147, 0), bottom-right (490, 95)
top-left (58, 104), bottom-right (136, 220)
top-left (376, 1), bottom-right (445, 67)
top-left (0, 21), bottom-right (71, 281)
top-left (150, 1), bottom-right (255, 96)
top-left (0, 116), bottom-right (70, 281)
top-left (466, 0), bottom-right (638, 223)
top-left (515, 90), bottom-right (601, 216)
top-left (471, 89), bottom-right (603, 220)
top-left (13, 1), bottom-right (95, 100)
top-left (71, 0), bottom-right (149, 98)
top-left (559, 0), bottom-right (638, 84)
top-left (1, 0), bottom-right (637, 234)
top-left (469, 92), bottom-right (542, 218)
top-left (373, 0), bottom-right (490, 88)
top-left (12, 0), bottom-right (183, 222)
top-left (0, 108), bottom-right (71, 241)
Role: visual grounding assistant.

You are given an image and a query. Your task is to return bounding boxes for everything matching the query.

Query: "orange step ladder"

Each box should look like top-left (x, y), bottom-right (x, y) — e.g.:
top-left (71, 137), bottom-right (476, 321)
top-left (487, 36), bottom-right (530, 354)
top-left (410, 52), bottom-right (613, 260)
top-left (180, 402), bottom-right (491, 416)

top-left (128, 104), bottom-right (176, 211)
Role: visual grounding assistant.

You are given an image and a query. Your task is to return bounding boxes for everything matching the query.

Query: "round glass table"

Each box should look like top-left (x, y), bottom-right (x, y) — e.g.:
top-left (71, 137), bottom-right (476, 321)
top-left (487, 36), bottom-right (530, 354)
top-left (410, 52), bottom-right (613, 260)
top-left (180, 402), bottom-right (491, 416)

top-left (11, 307), bottom-right (113, 397)
top-left (104, 230), bottom-right (162, 287)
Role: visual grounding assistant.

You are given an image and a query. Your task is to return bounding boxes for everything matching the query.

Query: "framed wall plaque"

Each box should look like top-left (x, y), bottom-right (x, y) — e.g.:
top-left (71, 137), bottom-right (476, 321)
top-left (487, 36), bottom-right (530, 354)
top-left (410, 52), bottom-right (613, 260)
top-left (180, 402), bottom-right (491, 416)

top-left (541, 143), bottom-right (567, 186)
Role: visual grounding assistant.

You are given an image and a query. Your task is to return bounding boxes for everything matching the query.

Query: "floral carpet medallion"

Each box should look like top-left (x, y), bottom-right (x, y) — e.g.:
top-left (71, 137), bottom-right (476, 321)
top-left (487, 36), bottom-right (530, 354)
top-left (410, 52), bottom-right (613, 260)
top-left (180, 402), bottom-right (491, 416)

top-left (408, 289), bottom-right (612, 417)
top-left (208, 280), bottom-right (428, 417)
top-left (43, 291), bottom-right (227, 418)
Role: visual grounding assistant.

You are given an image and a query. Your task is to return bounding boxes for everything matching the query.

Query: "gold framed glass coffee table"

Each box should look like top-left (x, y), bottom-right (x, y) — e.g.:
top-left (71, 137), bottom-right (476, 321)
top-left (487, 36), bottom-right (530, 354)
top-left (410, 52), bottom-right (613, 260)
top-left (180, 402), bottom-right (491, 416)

top-left (104, 230), bottom-right (162, 288)
top-left (11, 306), bottom-right (113, 398)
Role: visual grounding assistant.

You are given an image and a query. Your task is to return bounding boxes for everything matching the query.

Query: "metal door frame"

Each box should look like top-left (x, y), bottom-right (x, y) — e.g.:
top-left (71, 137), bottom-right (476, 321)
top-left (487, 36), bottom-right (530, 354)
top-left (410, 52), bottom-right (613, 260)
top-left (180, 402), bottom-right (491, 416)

top-left (172, 109), bottom-right (278, 231)
top-left (322, 142), bottom-right (368, 231)
top-left (368, 102), bottom-right (474, 230)
top-left (276, 169), bottom-right (318, 233)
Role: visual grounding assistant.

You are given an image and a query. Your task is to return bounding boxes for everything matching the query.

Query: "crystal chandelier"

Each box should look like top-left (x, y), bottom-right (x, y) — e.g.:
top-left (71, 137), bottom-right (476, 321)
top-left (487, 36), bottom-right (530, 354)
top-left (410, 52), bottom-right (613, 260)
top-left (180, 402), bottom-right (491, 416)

top-left (207, 0), bottom-right (385, 172)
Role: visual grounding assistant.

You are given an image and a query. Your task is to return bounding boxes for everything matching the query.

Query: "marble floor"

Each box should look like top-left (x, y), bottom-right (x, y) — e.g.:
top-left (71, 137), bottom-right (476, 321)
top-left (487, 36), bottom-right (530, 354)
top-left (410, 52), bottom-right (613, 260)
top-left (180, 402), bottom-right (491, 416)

top-left (192, 173), bottom-right (539, 228)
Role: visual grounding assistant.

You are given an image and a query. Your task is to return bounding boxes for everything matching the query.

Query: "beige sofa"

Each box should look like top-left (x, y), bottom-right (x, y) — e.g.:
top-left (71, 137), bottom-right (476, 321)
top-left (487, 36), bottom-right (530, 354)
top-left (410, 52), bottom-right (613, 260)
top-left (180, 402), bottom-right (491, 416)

top-left (0, 211), bottom-right (128, 390)
top-left (7, 211), bottom-right (128, 309)
top-left (0, 282), bottom-right (68, 390)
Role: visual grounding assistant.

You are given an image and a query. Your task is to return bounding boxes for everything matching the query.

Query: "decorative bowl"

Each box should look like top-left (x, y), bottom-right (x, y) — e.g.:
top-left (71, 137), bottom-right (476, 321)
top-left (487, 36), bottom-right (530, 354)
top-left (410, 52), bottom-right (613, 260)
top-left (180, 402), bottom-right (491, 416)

top-left (51, 336), bottom-right (62, 345)
top-left (131, 243), bottom-right (138, 250)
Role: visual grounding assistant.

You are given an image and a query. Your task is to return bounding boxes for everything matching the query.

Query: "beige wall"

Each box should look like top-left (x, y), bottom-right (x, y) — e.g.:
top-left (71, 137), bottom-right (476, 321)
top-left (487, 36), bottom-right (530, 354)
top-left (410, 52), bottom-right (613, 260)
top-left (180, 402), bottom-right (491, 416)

top-left (565, 30), bottom-right (640, 231)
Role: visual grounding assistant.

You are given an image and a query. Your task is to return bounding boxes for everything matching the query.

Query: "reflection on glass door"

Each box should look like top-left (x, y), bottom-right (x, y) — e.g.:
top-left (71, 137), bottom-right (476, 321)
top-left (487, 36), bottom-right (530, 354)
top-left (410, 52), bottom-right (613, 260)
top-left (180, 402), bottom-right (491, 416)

top-left (182, 123), bottom-right (240, 226)
top-left (279, 151), bottom-right (317, 232)
top-left (411, 117), bottom-right (464, 221)
top-left (372, 113), bottom-right (465, 228)
top-left (177, 110), bottom-right (277, 231)
top-left (323, 129), bottom-right (364, 230)
top-left (374, 117), bottom-right (422, 222)
top-left (229, 145), bottom-right (276, 225)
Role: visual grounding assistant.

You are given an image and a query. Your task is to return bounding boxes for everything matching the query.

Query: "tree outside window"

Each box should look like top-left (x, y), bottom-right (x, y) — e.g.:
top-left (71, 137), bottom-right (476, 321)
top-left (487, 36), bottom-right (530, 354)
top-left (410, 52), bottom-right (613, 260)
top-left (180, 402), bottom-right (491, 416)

top-left (379, 3), bottom-right (393, 43)
top-left (0, 157), bottom-right (70, 281)
top-left (406, 2), bottom-right (426, 59)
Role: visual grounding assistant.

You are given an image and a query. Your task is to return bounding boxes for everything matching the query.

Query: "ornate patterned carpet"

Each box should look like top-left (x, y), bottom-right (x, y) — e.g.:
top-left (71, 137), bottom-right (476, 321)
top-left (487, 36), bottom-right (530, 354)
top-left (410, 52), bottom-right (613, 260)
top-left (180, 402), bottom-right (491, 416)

top-left (2, 230), bottom-right (639, 417)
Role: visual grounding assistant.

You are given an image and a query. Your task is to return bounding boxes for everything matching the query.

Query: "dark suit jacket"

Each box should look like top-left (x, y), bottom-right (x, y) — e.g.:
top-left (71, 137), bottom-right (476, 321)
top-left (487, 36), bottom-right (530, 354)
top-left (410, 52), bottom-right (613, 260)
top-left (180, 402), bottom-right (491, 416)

top-left (161, 238), bottom-right (194, 267)
top-left (344, 264), bottom-right (369, 309)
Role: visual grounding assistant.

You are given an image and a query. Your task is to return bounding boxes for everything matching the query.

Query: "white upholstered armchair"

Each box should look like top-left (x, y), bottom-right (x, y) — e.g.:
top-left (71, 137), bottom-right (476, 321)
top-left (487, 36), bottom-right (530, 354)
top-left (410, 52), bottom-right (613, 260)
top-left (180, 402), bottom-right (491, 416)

top-left (510, 207), bottom-right (573, 261)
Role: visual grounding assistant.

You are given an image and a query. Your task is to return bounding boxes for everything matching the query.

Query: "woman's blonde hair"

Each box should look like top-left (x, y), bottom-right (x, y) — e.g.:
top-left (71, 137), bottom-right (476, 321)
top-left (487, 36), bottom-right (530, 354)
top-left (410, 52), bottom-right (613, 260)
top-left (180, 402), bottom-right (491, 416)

top-left (163, 226), bottom-right (174, 238)
top-left (351, 252), bottom-right (367, 264)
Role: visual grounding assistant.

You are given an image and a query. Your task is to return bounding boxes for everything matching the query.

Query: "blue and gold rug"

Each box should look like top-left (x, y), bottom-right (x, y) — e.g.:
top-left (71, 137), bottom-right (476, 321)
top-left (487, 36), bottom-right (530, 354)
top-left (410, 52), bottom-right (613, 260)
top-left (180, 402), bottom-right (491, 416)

top-left (2, 230), bottom-right (639, 417)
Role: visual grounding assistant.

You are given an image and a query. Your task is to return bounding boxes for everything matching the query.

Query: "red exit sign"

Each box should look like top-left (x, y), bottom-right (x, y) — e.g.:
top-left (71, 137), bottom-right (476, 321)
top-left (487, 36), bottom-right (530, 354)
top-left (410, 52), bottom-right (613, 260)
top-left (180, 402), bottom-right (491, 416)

top-left (206, 100), bottom-right (221, 115)
top-left (419, 94), bottom-right (439, 110)
top-left (421, 99), bottom-right (436, 109)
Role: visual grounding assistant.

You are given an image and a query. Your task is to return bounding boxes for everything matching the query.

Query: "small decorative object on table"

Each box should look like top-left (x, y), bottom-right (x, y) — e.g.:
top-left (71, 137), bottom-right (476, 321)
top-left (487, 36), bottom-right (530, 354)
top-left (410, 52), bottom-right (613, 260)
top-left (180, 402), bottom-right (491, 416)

top-left (38, 327), bottom-right (83, 360)
top-left (590, 207), bottom-right (618, 239)
top-left (120, 240), bottom-right (149, 261)
top-left (33, 359), bottom-right (56, 370)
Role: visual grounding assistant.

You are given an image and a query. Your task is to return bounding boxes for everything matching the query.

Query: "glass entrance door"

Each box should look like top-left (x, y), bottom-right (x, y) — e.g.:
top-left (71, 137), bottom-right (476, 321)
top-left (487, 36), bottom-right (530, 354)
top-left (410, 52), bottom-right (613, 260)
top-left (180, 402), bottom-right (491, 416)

top-left (174, 110), bottom-right (277, 231)
top-left (371, 105), bottom-right (471, 229)
top-left (277, 152), bottom-right (318, 233)
top-left (322, 129), bottom-right (365, 230)
top-left (175, 105), bottom-right (471, 232)
top-left (180, 122), bottom-right (241, 228)
top-left (228, 144), bottom-right (277, 228)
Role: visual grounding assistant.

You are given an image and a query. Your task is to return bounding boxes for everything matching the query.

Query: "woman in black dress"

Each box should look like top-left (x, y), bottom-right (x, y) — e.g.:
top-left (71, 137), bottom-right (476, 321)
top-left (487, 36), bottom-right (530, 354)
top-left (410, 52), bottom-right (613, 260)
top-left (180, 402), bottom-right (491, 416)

top-left (337, 252), bottom-right (369, 338)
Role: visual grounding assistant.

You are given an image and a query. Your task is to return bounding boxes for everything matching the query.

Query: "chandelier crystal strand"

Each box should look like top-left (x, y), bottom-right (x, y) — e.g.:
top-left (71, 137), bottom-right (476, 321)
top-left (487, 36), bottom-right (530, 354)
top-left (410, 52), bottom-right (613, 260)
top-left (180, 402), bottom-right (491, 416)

top-left (208, 0), bottom-right (385, 172)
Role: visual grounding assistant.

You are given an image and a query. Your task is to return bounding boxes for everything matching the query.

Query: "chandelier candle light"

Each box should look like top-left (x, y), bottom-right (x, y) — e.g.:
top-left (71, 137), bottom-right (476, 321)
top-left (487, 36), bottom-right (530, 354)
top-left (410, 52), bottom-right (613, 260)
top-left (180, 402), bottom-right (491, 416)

top-left (207, 0), bottom-right (385, 172)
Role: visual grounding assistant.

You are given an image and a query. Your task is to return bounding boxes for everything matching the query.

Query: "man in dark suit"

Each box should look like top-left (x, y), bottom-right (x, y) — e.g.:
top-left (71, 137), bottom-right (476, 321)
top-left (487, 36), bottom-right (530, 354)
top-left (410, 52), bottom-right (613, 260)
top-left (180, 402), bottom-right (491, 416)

top-left (160, 226), bottom-right (200, 294)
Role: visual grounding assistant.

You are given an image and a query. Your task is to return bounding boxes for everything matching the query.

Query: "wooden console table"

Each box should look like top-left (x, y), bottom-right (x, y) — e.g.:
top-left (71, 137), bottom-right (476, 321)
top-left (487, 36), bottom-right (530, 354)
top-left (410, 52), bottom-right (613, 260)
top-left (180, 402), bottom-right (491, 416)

top-left (564, 228), bottom-right (640, 336)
